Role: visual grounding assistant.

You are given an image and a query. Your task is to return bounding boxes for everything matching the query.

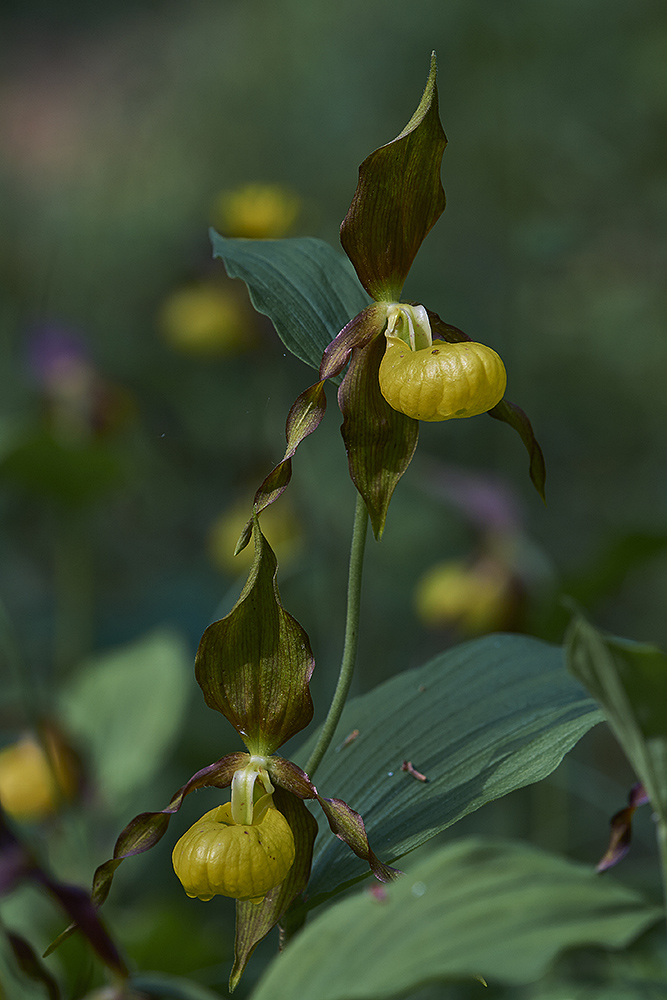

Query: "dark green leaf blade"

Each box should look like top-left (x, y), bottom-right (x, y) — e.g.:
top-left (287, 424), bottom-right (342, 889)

top-left (210, 232), bottom-right (369, 370)
top-left (251, 838), bottom-right (661, 1000)
top-left (195, 523), bottom-right (314, 754)
top-left (340, 52), bottom-right (447, 301)
top-left (339, 332), bottom-right (419, 539)
top-left (566, 614), bottom-right (667, 822)
top-left (294, 634), bottom-right (601, 905)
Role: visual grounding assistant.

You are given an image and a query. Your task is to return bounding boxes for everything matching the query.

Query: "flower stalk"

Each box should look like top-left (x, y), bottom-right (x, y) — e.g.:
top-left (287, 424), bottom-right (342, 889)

top-left (306, 492), bottom-right (369, 778)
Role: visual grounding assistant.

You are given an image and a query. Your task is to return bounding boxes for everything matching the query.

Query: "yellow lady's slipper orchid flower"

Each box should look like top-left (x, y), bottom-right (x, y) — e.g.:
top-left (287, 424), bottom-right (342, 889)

top-left (172, 795), bottom-right (295, 904)
top-left (378, 304), bottom-right (507, 421)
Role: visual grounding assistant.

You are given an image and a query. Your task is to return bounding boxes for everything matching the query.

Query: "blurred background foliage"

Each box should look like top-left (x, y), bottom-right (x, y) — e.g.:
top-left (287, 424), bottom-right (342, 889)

top-left (0, 0), bottom-right (666, 996)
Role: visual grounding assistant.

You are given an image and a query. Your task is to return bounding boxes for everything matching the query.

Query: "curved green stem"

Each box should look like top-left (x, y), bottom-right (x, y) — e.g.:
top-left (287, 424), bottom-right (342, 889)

top-left (306, 493), bottom-right (368, 778)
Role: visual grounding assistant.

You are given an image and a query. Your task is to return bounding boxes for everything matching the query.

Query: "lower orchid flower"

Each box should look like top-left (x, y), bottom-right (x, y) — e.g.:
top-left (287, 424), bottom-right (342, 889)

top-left (54, 520), bottom-right (396, 992)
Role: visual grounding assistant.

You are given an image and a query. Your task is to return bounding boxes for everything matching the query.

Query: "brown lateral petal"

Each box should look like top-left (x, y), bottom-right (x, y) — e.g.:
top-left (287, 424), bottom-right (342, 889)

top-left (195, 523), bottom-right (314, 754)
top-left (89, 754), bottom-right (247, 911)
top-left (235, 381), bottom-right (328, 555)
top-left (597, 782), bottom-right (650, 873)
top-left (268, 756), bottom-right (318, 800)
top-left (340, 53), bottom-right (447, 301)
top-left (338, 333), bottom-right (419, 539)
top-left (319, 302), bottom-right (389, 382)
top-left (428, 308), bottom-right (546, 503)
top-left (316, 795), bottom-right (400, 884)
top-left (488, 399), bottom-right (546, 503)
top-left (230, 787), bottom-right (318, 993)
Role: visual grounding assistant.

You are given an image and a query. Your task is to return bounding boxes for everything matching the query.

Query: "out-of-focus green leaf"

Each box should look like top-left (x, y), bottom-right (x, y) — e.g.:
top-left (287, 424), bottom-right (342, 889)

top-left (59, 630), bottom-right (191, 807)
top-left (130, 971), bottom-right (222, 1000)
top-left (1, 431), bottom-right (123, 507)
top-left (340, 52), bottom-right (447, 301)
top-left (210, 232), bottom-right (369, 370)
top-left (251, 838), bottom-right (661, 1000)
top-left (567, 614), bottom-right (667, 822)
top-left (529, 981), bottom-right (667, 1000)
top-left (195, 523), bottom-right (314, 755)
top-left (565, 532), bottom-right (667, 608)
top-left (294, 634), bottom-right (601, 906)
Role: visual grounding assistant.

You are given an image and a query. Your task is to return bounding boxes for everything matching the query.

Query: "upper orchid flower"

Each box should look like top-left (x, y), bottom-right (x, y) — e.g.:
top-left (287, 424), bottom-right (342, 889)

top-left (222, 53), bottom-right (544, 550)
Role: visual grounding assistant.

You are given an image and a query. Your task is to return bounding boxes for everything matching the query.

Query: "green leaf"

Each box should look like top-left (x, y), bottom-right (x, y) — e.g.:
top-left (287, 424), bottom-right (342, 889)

top-left (340, 52), bottom-right (447, 301)
top-left (566, 614), bottom-right (667, 822)
top-left (210, 232), bottom-right (369, 370)
top-left (195, 522), bottom-right (314, 754)
top-left (338, 331), bottom-right (419, 538)
top-left (294, 633), bottom-right (601, 906)
top-left (250, 838), bottom-right (661, 1000)
top-left (1, 430), bottom-right (123, 507)
top-left (59, 629), bottom-right (191, 808)
top-left (130, 972), bottom-right (222, 1000)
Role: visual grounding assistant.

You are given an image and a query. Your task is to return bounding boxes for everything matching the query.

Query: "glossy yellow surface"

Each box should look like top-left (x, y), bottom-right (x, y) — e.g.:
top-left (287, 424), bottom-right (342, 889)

top-left (172, 801), bottom-right (295, 903)
top-left (379, 338), bottom-right (506, 421)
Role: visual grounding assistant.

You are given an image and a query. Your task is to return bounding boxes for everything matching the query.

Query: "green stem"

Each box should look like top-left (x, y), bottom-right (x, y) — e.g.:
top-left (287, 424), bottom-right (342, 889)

top-left (305, 493), bottom-right (368, 778)
top-left (656, 815), bottom-right (667, 928)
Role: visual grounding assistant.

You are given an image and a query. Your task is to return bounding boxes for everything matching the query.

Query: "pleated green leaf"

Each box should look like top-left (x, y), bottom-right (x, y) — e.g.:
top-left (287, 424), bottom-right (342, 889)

top-left (295, 634), bottom-right (602, 906)
top-left (251, 838), bottom-right (661, 1000)
top-left (340, 52), bottom-right (447, 301)
top-left (567, 614), bottom-right (667, 823)
top-left (210, 232), bottom-right (369, 370)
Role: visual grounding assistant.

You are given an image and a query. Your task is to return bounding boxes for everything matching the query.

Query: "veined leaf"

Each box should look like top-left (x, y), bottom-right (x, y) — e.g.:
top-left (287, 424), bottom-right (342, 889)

top-left (210, 232), bottom-right (369, 371)
top-left (567, 614), bottom-right (667, 823)
top-left (295, 633), bottom-right (602, 905)
top-left (251, 838), bottom-right (661, 1000)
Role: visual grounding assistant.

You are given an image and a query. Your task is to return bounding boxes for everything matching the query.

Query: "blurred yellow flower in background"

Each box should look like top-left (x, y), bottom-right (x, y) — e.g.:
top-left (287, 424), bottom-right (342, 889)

top-left (0, 729), bottom-right (78, 822)
top-left (158, 283), bottom-right (254, 357)
top-left (208, 499), bottom-right (302, 575)
top-left (414, 557), bottom-right (514, 636)
top-left (213, 183), bottom-right (300, 239)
